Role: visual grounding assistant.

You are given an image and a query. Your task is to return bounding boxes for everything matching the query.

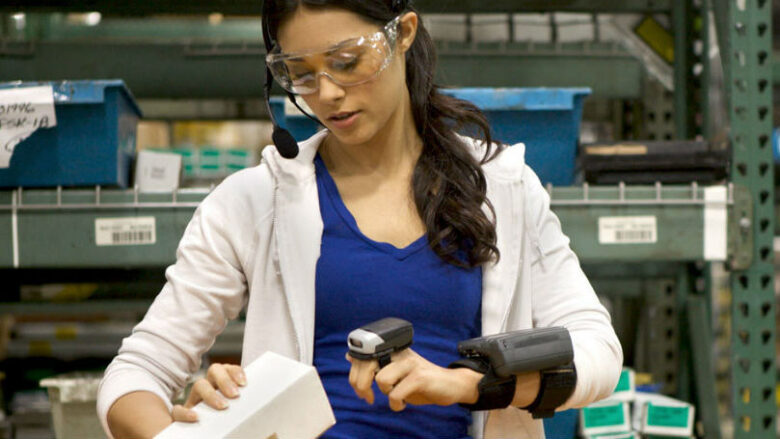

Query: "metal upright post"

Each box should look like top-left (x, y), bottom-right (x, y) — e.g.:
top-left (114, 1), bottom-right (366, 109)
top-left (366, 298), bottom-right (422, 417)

top-left (724, 0), bottom-right (777, 437)
top-left (672, 0), bottom-right (692, 139)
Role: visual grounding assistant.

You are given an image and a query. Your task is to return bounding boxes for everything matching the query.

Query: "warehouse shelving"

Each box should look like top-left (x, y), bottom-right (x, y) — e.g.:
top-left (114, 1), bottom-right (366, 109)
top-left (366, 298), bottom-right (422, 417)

top-left (0, 0), bottom-right (672, 15)
top-left (0, 38), bottom-right (643, 101)
top-left (0, 187), bottom-right (207, 268)
top-left (0, 182), bottom-right (741, 269)
top-left (720, 1), bottom-right (777, 438)
top-left (0, 0), bottom-right (775, 438)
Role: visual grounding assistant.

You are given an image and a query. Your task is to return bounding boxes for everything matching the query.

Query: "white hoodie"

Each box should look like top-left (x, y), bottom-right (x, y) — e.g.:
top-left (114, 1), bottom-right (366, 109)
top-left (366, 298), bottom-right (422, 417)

top-left (97, 130), bottom-right (622, 438)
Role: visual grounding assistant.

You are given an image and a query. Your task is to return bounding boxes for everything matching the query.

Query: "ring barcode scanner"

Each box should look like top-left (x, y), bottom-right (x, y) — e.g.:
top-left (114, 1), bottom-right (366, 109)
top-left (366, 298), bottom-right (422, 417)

top-left (347, 317), bottom-right (413, 368)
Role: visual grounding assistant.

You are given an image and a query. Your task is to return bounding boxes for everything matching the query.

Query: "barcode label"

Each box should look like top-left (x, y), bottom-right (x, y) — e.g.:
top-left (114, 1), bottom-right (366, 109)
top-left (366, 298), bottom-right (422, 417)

top-left (95, 217), bottom-right (156, 246)
top-left (599, 216), bottom-right (657, 244)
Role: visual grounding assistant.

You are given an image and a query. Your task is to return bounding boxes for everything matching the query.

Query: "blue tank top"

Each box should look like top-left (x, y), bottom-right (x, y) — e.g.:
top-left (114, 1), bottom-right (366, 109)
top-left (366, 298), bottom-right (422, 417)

top-left (313, 154), bottom-right (482, 439)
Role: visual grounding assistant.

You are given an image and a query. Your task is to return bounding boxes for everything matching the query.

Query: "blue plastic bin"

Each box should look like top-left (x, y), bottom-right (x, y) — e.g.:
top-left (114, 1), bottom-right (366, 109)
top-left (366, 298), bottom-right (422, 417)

top-left (441, 88), bottom-right (591, 186)
top-left (269, 96), bottom-right (320, 142)
top-left (543, 409), bottom-right (579, 439)
top-left (0, 80), bottom-right (142, 188)
top-left (268, 88), bottom-right (589, 185)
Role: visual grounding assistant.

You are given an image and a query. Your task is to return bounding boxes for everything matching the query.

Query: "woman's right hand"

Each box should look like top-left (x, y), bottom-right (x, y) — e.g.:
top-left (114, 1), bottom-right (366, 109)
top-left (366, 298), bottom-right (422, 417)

top-left (171, 363), bottom-right (247, 422)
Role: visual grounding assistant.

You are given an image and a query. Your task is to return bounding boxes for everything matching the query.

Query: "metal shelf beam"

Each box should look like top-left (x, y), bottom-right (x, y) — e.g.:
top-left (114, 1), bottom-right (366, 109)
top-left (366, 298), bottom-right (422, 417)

top-left (0, 41), bottom-right (643, 100)
top-left (0, 183), bottom-right (736, 268)
top-left (0, 0), bottom-right (671, 15)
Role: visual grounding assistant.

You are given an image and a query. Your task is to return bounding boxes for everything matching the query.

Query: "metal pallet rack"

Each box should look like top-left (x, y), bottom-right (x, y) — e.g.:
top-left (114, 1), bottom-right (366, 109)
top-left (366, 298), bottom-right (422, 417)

top-left (0, 182), bottom-right (737, 269)
top-left (719, 1), bottom-right (777, 437)
top-left (0, 1), bottom-right (776, 438)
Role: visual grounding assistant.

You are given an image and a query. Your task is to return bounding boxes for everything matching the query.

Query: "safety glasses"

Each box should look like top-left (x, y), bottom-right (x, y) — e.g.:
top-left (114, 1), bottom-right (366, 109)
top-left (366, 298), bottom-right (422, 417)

top-left (266, 15), bottom-right (401, 95)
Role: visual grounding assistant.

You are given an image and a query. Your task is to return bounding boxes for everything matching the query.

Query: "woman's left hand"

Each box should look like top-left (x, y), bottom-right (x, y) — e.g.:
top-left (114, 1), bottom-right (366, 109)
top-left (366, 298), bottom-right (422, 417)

top-left (346, 349), bottom-right (482, 411)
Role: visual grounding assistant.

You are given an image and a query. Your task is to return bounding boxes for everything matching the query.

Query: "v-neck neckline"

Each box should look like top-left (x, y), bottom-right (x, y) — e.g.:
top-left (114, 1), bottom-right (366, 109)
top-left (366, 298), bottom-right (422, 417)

top-left (314, 153), bottom-right (428, 261)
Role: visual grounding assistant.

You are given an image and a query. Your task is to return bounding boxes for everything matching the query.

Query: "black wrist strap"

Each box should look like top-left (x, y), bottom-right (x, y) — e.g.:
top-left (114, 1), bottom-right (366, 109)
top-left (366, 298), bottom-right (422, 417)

top-left (449, 358), bottom-right (516, 411)
top-left (522, 363), bottom-right (577, 419)
top-left (449, 358), bottom-right (490, 374)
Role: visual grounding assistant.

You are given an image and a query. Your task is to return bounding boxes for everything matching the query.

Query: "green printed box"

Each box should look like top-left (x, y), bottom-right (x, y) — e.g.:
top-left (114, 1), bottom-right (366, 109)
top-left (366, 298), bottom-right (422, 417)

top-left (611, 368), bottom-right (636, 401)
top-left (634, 393), bottom-right (695, 437)
top-left (644, 435), bottom-right (693, 439)
top-left (586, 431), bottom-right (640, 439)
top-left (580, 400), bottom-right (631, 436)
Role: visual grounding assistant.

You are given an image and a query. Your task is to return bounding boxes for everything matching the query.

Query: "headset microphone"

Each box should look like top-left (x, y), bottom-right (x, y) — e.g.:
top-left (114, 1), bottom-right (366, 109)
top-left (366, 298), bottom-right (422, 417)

top-left (262, 1), bottom-right (299, 159)
top-left (263, 65), bottom-right (300, 159)
top-left (271, 124), bottom-right (299, 159)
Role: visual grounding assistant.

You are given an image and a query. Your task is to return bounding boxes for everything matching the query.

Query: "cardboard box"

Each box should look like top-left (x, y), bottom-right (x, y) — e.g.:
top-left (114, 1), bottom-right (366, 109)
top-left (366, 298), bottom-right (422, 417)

top-left (632, 393), bottom-right (695, 437)
top-left (555, 13), bottom-right (595, 42)
top-left (611, 368), bottom-right (636, 402)
top-left (134, 150), bottom-right (182, 193)
top-left (514, 14), bottom-right (552, 42)
top-left (514, 14), bottom-right (553, 43)
top-left (644, 435), bottom-right (694, 439)
top-left (155, 351), bottom-right (335, 439)
top-left (471, 14), bottom-right (510, 42)
top-left (586, 432), bottom-right (640, 439)
top-left (580, 399), bottom-right (632, 436)
top-left (423, 14), bottom-right (467, 42)
top-left (40, 373), bottom-right (104, 439)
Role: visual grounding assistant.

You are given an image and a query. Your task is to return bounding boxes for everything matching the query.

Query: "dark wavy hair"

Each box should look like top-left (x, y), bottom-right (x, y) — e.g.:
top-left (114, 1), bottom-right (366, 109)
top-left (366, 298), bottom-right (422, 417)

top-left (263, 0), bottom-right (503, 268)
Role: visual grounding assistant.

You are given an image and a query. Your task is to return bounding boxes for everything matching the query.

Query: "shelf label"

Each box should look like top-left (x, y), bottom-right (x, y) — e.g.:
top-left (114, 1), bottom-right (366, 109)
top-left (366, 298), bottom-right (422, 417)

top-left (598, 216), bottom-right (657, 244)
top-left (0, 85), bottom-right (58, 168)
top-left (95, 217), bottom-right (156, 246)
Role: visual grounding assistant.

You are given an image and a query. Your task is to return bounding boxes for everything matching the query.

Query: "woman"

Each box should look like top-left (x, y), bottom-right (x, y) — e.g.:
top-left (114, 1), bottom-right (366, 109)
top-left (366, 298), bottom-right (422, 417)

top-left (98, 1), bottom-right (622, 438)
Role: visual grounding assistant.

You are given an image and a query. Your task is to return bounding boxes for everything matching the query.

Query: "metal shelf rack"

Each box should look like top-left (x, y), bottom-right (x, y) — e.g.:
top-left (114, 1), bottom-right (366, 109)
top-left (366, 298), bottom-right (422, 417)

top-left (0, 182), bottom-right (740, 269)
top-left (0, 0), bottom-right (775, 437)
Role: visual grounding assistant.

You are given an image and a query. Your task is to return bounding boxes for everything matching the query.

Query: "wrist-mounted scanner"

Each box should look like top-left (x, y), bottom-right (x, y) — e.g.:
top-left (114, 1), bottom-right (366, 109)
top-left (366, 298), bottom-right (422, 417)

top-left (450, 327), bottom-right (577, 416)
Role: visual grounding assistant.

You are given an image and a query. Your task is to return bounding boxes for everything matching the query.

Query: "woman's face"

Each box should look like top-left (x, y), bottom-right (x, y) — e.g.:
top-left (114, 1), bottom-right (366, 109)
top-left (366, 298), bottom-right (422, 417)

top-left (276, 7), bottom-right (417, 147)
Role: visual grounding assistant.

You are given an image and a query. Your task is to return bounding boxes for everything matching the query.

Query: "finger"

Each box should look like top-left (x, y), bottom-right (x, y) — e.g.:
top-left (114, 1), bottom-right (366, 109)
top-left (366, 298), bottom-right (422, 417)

top-left (192, 379), bottom-right (229, 410)
top-left (183, 382), bottom-right (204, 409)
top-left (207, 364), bottom-right (240, 398)
top-left (387, 376), bottom-right (419, 412)
top-left (348, 358), bottom-right (358, 391)
top-left (171, 404), bottom-right (199, 422)
top-left (226, 365), bottom-right (247, 387)
top-left (375, 359), bottom-right (415, 396)
top-left (355, 360), bottom-right (379, 404)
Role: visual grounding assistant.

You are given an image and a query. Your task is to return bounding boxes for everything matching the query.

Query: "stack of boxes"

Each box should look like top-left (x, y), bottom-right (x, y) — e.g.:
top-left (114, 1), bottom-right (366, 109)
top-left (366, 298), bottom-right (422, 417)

top-left (580, 368), bottom-right (696, 439)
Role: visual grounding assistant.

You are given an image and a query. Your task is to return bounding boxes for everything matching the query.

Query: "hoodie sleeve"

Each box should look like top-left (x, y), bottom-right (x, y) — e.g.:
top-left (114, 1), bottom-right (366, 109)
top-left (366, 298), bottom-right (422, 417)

top-left (522, 165), bottom-right (623, 410)
top-left (96, 168), bottom-right (269, 438)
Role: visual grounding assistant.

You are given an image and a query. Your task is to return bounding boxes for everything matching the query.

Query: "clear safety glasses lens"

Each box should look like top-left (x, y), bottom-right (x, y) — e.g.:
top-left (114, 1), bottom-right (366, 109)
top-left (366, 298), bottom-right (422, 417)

top-left (266, 16), bottom-right (400, 95)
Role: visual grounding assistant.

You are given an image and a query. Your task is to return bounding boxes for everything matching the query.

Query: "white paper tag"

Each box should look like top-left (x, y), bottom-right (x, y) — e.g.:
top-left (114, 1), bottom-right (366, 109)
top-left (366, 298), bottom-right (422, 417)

top-left (0, 85), bottom-right (58, 168)
top-left (95, 217), bottom-right (156, 246)
top-left (703, 186), bottom-right (727, 261)
top-left (598, 216), bottom-right (657, 244)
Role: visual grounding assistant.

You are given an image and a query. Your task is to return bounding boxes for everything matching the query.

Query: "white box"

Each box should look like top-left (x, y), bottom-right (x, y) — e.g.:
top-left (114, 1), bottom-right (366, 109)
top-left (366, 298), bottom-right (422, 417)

top-left (423, 14), bottom-right (467, 42)
top-left (134, 150), bottom-right (182, 193)
top-left (555, 12), bottom-right (595, 42)
top-left (580, 399), bottom-right (632, 436)
top-left (155, 351), bottom-right (335, 439)
top-left (632, 393), bottom-right (695, 437)
top-left (513, 14), bottom-right (552, 42)
top-left (586, 431), bottom-right (640, 439)
top-left (40, 373), bottom-right (104, 439)
top-left (471, 14), bottom-right (510, 42)
top-left (610, 368), bottom-right (636, 402)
